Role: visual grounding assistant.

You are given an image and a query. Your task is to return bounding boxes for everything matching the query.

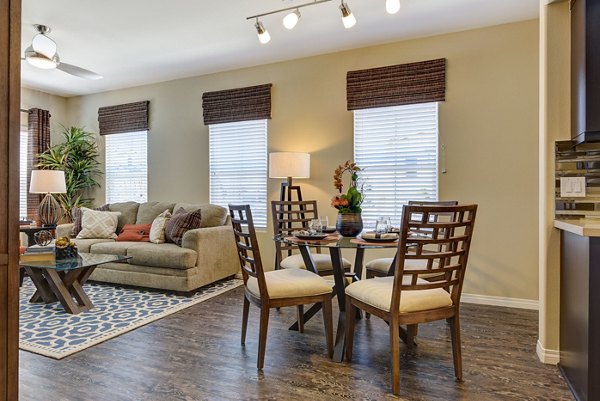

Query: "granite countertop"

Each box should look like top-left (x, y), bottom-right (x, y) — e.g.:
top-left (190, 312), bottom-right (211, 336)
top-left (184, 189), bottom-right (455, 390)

top-left (554, 219), bottom-right (600, 237)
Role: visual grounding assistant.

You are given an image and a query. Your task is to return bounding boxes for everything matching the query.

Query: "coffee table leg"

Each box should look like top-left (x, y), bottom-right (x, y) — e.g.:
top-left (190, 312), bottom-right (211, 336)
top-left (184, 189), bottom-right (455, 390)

top-left (63, 268), bottom-right (94, 311)
top-left (24, 267), bottom-right (57, 303)
top-left (44, 269), bottom-right (82, 314)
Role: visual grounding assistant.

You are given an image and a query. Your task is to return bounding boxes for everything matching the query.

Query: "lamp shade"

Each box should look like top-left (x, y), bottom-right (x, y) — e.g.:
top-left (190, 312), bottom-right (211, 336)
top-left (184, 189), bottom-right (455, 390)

top-left (269, 152), bottom-right (310, 179)
top-left (29, 170), bottom-right (67, 193)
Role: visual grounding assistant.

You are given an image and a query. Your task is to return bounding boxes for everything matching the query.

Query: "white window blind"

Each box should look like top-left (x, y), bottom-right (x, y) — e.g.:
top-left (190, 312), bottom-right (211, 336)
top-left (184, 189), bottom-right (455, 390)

top-left (105, 130), bottom-right (148, 203)
top-left (354, 102), bottom-right (438, 228)
top-left (19, 129), bottom-right (28, 220)
top-left (209, 120), bottom-right (267, 227)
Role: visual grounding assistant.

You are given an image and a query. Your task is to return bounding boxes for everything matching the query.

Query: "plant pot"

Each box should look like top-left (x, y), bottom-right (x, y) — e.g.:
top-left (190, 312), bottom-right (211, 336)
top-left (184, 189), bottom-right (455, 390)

top-left (336, 213), bottom-right (363, 237)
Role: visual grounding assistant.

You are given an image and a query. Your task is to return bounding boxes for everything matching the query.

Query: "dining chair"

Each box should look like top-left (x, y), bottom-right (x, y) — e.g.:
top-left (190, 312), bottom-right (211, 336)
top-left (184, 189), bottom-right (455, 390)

top-left (345, 204), bottom-right (477, 395)
top-left (229, 204), bottom-right (334, 369)
top-left (271, 200), bottom-right (352, 275)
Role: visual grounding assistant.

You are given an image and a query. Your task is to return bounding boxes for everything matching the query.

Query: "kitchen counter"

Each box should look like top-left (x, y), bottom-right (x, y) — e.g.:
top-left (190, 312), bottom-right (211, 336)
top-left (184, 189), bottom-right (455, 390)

top-left (554, 219), bottom-right (600, 237)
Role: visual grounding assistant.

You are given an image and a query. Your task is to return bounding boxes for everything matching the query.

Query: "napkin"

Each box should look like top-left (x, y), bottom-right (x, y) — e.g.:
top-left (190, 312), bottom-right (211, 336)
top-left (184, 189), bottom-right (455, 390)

top-left (361, 232), bottom-right (399, 240)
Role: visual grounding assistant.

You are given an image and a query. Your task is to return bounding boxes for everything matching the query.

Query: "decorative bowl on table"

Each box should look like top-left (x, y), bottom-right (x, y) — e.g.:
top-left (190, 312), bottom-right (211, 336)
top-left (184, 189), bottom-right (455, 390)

top-left (55, 236), bottom-right (78, 260)
top-left (294, 230), bottom-right (328, 240)
top-left (360, 232), bottom-right (399, 243)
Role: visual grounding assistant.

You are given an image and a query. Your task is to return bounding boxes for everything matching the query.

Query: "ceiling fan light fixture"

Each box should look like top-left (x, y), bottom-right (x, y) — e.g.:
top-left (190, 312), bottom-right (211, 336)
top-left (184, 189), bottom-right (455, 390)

top-left (283, 9), bottom-right (301, 30)
top-left (25, 48), bottom-right (58, 69)
top-left (386, 0), bottom-right (401, 14)
top-left (255, 20), bottom-right (271, 44)
top-left (340, 2), bottom-right (357, 29)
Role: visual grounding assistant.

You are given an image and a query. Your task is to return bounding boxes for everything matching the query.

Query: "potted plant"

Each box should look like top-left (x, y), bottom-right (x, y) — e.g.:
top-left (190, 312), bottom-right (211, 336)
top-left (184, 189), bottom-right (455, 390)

top-left (36, 126), bottom-right (102, 222)
top-left (331, 160), bottom-right (364, 237)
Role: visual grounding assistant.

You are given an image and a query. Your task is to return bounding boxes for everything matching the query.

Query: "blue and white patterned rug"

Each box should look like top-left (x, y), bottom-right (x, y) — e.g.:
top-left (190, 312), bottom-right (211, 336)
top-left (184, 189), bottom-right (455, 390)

top-left (19, 278), bottom-right (243, 359)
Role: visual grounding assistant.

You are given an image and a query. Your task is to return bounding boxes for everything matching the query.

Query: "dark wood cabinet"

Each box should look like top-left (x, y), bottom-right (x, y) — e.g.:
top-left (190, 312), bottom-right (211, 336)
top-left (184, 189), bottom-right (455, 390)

top-left (571, 0), bottom-right (600, 143)
top-left (559, 230), bottom-right (600, 401)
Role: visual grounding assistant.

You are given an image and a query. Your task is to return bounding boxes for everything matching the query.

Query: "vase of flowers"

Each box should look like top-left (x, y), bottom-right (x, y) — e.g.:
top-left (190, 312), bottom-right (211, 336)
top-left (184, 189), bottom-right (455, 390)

top-left (331, 161), bottom-right (364, 237)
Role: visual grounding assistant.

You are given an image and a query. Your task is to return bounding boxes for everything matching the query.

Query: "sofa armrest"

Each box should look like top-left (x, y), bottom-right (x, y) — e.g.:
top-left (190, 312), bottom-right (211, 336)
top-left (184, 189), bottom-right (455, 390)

top-left (56, 223), bottom-right (74, 239)
top-left (182, 224), bottom-right (239, 273)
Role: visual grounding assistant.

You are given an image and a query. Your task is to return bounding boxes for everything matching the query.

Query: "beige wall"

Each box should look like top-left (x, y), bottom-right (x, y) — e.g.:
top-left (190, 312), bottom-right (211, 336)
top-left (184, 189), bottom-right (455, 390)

top-left (65, 19), bottom-right (540, 301)
top-left (20, 87), bottom-right (68, 139)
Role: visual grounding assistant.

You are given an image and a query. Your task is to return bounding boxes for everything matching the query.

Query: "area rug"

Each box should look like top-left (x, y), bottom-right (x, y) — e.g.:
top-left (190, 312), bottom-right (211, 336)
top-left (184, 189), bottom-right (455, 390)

top-left (19, 278), bottom-right (243, 359)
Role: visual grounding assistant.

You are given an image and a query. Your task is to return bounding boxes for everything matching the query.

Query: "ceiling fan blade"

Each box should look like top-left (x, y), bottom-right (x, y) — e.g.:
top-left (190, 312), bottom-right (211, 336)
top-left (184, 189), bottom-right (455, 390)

top-left (32, 34), bottom-right (57, 58)
top-left (56, 62), bottom-right (103, 80)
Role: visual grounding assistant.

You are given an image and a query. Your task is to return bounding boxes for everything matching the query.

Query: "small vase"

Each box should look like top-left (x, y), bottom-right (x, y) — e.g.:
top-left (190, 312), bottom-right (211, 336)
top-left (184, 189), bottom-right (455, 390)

top-left (336, 213), bottom-right (363, 237)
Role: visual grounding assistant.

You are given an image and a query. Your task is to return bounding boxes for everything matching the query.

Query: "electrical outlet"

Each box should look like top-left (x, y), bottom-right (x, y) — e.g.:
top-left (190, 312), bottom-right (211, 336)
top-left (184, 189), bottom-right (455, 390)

top-left (560, 177), bottom-right (587, 197)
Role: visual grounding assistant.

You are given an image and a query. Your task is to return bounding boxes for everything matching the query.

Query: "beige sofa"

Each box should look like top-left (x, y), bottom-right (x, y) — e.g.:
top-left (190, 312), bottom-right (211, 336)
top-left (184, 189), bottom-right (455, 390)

top-left (56, 201), bottom-right (239, 294)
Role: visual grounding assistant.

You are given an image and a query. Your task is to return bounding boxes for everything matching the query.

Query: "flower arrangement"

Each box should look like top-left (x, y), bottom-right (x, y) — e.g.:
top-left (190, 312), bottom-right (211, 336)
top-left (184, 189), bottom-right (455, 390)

top-left (331, 161), bottom-right (363, 214)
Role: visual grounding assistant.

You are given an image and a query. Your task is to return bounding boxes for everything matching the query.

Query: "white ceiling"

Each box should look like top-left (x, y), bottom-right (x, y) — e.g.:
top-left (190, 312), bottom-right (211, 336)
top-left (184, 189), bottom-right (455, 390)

top-left (21, 0), bottom-right (539, 98)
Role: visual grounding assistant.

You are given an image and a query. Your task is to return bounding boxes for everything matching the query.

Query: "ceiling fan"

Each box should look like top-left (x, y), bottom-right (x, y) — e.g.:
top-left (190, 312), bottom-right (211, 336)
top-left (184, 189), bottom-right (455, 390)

top-left (23, 24), bottom-right (103, 80)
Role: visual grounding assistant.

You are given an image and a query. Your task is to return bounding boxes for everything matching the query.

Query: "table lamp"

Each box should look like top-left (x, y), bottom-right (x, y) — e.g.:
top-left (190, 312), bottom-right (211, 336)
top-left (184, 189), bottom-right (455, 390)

top-left (269, 152), bottom-right (310, 202)
top-left (29, 170), bottom-right (67, 227)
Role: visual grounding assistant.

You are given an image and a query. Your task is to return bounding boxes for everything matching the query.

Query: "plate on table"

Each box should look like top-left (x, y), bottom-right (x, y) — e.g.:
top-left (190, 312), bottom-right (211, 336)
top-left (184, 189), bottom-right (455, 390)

top-left (294, 234), bottom-right (329, 240)
top-left (360, 234), bottom-right (399, 243)
top-left (322, 227), bottom-right (337, 234)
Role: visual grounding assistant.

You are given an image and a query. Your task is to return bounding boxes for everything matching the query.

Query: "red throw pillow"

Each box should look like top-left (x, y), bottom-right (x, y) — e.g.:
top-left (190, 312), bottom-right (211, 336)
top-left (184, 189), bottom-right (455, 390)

top-left (116, 224), bottom-right (152, 242)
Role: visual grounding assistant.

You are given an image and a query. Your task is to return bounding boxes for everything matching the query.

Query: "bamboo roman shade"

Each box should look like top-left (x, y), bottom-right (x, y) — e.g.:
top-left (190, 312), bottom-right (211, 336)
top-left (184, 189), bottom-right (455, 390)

top-left (98, 100), bottom-right (150, 135)
top-left (202, 83), bottom-right (272, 125)
top-left (27, 108), bottom-right (51, 219)
top-left (346, 58), bottom-right (446, 110)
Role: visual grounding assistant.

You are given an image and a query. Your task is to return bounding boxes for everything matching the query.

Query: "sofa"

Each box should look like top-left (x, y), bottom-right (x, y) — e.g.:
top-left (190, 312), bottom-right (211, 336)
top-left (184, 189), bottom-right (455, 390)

top-left (56, 201), bottom-right (239, 294)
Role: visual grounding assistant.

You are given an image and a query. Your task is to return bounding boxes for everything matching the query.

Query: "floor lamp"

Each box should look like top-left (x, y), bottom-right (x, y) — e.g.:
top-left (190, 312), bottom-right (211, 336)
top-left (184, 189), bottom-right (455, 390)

top-left (269, 152), bottom-right (310, 202)
top-left (29, 170), bottom-right (67, 227)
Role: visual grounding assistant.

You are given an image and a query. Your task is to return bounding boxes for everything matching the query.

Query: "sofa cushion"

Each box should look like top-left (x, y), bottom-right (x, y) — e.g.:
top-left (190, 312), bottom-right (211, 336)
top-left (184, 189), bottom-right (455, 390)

top-left (173, 203), bottom-right (227, 228)
top-left (116, 224), bottom-right (151, 242)
top-left (126, 243), bottom-right (197, 270)
top-left (109, 202), bottom-right (140, 233)
top-left (71, 204), bottom-right (109, 237)
top-left (90, 241), bottom-right (140, 256)
top-left (165, 208), bottom-right (202, 246)
top-left (76, 208), bottom-right (121, 239)
top-left (136, 202), bottom-right (176, 224)
top-left (73, 238), bottom-right (114, 253)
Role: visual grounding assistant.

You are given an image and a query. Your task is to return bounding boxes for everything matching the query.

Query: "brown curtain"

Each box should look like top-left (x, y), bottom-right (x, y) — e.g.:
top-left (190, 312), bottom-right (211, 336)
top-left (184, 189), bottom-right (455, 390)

top-left (202, 83), bottom-right (272, 125)
top-left (27, 108), bottom-right (51, 219)
top-left (346, 58), bottom-right (446, 111)
top-left (98, 100), bottom-right (150, 135)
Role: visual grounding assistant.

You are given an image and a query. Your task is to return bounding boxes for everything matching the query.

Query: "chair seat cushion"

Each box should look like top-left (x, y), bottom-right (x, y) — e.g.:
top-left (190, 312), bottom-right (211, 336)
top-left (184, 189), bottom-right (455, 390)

top-left (247, 269), bottom-right (332, 300)
top-left (345, 276), bottom-right (452, 313)
top-left (280, 253), bottom-right (352, 272)
top-left (366, 257), bottom-right (440, 278)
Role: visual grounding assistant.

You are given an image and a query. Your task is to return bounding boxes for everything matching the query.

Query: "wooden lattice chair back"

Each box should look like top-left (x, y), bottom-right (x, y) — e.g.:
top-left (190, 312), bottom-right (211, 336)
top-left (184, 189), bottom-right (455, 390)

top-left (271, 200), bottom-right (321, 266)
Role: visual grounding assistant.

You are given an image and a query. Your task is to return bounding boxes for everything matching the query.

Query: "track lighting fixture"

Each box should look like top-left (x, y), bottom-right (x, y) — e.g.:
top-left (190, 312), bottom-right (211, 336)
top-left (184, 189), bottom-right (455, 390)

top-left (247, 0), bottom-right (400, 44)
top-left (255, 20), bottom-right (271, 44)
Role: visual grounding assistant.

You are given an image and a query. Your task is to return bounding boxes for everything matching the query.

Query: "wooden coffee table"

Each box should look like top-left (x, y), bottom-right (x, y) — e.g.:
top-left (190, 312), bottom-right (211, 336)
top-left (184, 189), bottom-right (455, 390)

top-left (20, 253), bottom-right (131, 314)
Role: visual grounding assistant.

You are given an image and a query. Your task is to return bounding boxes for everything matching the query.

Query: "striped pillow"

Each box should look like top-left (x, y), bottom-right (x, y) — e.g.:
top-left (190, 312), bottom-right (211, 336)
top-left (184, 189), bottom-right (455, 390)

top-left (165, 208), bottom-right (202, 246)
top-left (71, 204), bottom-right (109, 237)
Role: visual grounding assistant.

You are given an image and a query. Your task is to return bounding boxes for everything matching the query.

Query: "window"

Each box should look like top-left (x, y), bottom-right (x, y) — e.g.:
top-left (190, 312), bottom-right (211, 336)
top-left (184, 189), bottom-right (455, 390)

top-left (19, 129), bottom-right (28, 219)
top-left (354, 102), bottom-right (438, 226)
top-left (209, 120), bottom-right (267, 227)
top-left (105, 130), bottom-right (148, 203)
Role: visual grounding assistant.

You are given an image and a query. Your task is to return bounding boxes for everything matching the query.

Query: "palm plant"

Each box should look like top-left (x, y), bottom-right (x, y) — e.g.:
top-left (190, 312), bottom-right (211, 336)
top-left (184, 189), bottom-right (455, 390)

top-left (36, 126), bottom-right (102, 221)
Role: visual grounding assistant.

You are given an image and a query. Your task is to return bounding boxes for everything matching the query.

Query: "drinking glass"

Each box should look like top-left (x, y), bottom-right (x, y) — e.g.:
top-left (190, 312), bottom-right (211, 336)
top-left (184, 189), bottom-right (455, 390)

top-left (319, 216), bottom-right (329, 231)
top-left (375, 216), bottom-right (391, 233)
top-left (309, 219), bottom-right (322, 234)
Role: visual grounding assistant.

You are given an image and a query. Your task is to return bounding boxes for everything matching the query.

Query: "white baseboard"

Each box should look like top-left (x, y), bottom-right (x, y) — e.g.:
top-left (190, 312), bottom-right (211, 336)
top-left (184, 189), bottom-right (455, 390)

top-left (536, 340), bottom-right (560, 365)
top-left (461, 293), bottom-right (539, 310)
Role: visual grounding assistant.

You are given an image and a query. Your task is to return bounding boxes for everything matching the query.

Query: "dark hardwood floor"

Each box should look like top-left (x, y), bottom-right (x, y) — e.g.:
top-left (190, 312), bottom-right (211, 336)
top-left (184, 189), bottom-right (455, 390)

top-left (19, 286), bottom-right (573, 400)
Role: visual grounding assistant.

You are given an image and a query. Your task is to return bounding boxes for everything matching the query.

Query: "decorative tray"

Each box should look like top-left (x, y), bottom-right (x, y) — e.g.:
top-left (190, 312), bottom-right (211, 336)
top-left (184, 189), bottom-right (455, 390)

top-left (294, 234), bottom-right (329, 240)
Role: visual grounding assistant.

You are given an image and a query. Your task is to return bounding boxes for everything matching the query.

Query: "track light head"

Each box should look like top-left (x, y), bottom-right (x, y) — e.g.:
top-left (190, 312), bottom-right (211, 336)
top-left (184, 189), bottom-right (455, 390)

top-left (255, 20), bottom-right (271, 44)
top-left (283, 9), bottom-right (301, 30)
top-left (340, 2), bottom-right (356, 29)
top-left (386, 0), bottom-right (401, 14)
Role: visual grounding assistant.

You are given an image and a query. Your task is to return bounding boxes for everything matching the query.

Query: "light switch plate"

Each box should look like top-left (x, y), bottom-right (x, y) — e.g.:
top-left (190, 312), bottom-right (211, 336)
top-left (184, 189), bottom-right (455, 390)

top-left (560, 177), bottom-right (587, 197)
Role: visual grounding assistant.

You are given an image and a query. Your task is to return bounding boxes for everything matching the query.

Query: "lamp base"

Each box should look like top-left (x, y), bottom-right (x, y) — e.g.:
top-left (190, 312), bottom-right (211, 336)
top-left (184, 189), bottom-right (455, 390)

top-left (279, 177), bottom-right (303, 202)
top-left (38, 193), bottom-right (63, 227)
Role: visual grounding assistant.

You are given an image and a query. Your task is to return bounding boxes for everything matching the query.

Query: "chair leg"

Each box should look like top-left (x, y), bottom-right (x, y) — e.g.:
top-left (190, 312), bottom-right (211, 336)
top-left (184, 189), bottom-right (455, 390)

top-left (449, 313), bottom-right (463, 380)
top-left (406, 324), bottom-right (418, 348)
top-left (257, 305), bottom-right (270, 370)
top-left (297, 305), bottom-right (305, 333)
top-left (364, 271), bottom-right (372, 320)
top-left (390, 321), bottom-right (401, 396)
top-left (345, 297), bottom-right (357, 361)
top-left (322, 298), bottom-right (334, 358)
top-left (241, 297), bottom-right (250, 345)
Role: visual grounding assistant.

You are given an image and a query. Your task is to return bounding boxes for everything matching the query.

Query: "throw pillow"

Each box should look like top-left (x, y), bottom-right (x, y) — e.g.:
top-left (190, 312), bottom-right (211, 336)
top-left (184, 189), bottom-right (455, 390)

top-left (164, 208), bottom-right (202, 246)
top-left (149, 209), bottom-right (172, 244)
top-left (76, 208), bottom-right (121, 239)
top-left (71, 204), bottom-right (109, 237)
top-left (116, 224), bottom-right (152, 242)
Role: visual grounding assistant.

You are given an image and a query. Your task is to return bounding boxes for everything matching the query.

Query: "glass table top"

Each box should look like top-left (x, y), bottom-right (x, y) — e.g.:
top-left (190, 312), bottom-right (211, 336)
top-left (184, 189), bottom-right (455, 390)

top-left (276, 233), bottom-right (399, 249)
top-left (20, 252), bottom-right (131, 271)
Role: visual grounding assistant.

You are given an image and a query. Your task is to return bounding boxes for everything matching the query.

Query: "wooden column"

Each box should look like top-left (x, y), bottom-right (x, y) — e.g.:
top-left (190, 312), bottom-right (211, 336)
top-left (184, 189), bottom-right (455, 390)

top-left (0, 0), bottom-right (22, 399)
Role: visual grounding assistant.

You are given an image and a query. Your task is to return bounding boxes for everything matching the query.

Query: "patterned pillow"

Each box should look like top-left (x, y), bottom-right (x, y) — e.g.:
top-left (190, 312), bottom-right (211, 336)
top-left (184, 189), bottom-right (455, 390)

top-left (71, 204), bottom-right (109, 237)
top-left (149, 209), bottom-right (172, 244)
top-left (164, 208), bottom-right (202, 246)
top-left (116, 224), bottom-right (152, 242)
top-left (76, 208), bottom-right (121, 239)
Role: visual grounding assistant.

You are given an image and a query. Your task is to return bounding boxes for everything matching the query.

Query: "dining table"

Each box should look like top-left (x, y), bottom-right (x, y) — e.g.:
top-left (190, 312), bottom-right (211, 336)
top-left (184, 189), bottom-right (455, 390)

top-left (277, 233), bottom-right (399, 362)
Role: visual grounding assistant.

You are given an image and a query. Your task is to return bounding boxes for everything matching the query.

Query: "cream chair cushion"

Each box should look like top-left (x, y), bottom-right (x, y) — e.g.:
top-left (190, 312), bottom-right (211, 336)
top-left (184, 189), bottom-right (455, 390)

top-left (366, 257), bottom-right (440, 278)
top-left (345, 276), bottom-right (452, 313)
top-left (247, 269), bottom-right (333, 300)
top-left (280, 253), bottom-right (352, 272)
